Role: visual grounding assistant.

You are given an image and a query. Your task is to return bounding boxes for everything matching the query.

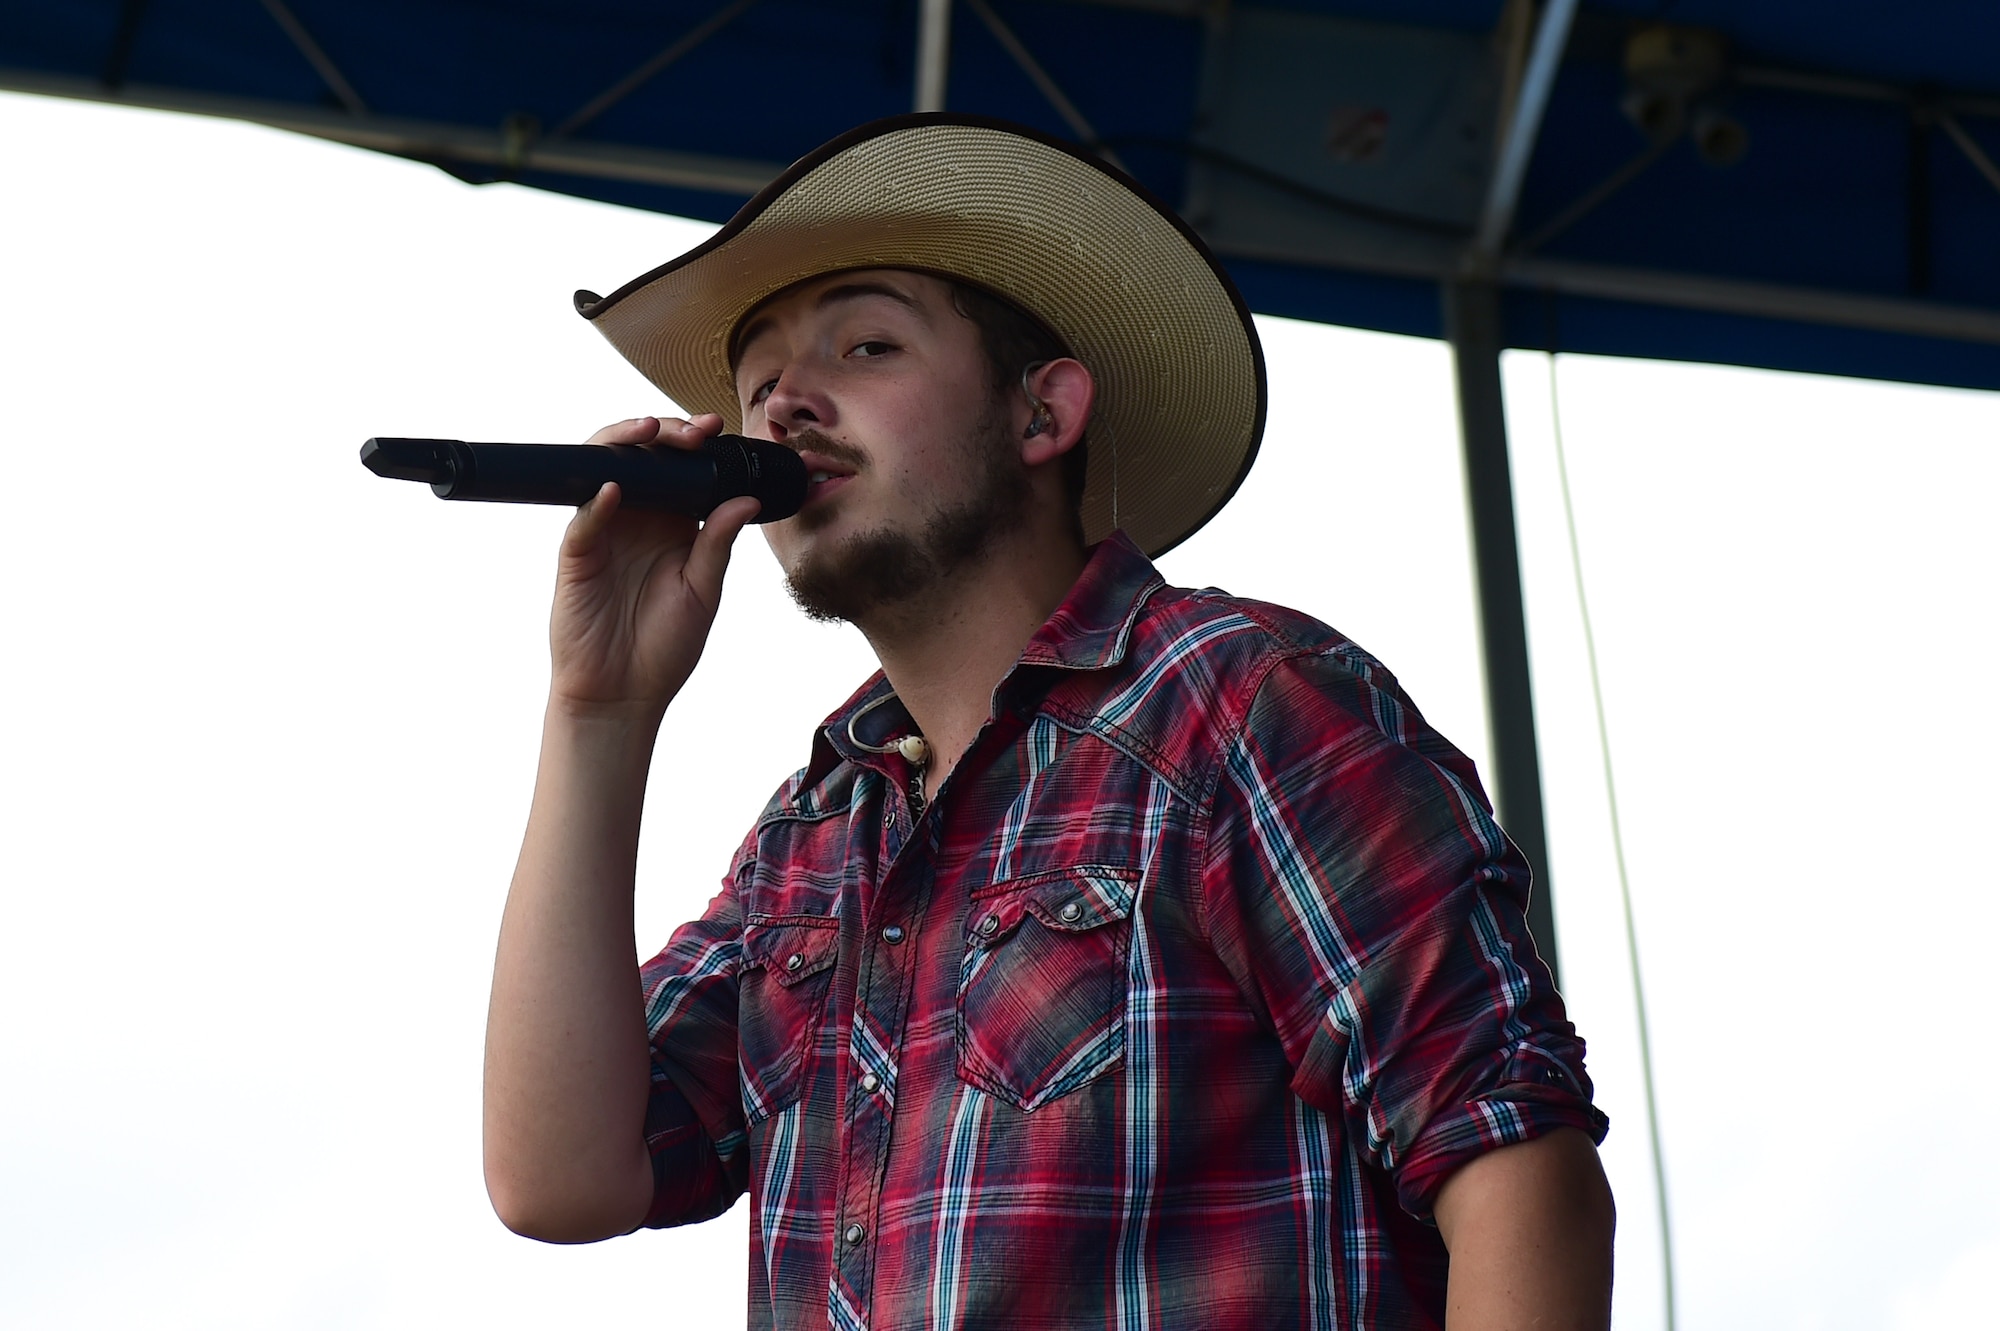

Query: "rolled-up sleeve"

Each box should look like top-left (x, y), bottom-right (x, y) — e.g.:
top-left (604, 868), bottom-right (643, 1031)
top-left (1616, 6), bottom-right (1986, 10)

top-left (634, 830), bottom-right (758, 1229)
top-left (1199, 644), bottom-right (1608, 1220)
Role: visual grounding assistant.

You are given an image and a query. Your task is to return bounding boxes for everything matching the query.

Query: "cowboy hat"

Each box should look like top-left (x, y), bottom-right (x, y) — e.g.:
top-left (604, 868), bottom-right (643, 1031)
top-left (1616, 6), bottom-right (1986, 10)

top-left (575, 113), bottom-right (1265, 557)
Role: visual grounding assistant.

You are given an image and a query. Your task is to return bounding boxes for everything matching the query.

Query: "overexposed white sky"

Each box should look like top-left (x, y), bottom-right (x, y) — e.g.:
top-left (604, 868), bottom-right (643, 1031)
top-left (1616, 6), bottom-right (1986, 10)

top-left (2, 89), bottom-right (1996, 1329)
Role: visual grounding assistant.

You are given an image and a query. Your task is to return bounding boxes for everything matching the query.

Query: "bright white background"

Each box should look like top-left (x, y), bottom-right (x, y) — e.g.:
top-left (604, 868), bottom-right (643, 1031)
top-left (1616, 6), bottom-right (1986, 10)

top-left (2, 90), bottom-right (1996, 1329)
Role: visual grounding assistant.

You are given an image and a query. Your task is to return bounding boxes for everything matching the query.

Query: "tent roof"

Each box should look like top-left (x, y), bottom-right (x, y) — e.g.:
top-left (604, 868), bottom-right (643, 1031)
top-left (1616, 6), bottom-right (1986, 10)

top-left (6, 1), bottom-right (1997, 390)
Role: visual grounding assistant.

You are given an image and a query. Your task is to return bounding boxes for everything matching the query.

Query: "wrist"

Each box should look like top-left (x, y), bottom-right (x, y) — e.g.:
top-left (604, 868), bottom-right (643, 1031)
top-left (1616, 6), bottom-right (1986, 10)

top-left (541, 697), bottom-right (667, 786)
top-left (545, 691), bottom-right (669, 737)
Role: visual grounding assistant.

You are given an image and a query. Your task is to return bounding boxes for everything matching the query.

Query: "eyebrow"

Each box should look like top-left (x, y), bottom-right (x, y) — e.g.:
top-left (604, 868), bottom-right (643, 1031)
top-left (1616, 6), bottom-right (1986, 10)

top-left (732, 280), bottom-right (927, 371)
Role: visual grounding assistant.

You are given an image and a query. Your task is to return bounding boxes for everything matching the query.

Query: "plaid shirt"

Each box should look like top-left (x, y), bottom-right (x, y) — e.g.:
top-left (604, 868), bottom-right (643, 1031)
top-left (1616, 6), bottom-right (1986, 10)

top-left (638, 532), bottom-right (1606, 1330)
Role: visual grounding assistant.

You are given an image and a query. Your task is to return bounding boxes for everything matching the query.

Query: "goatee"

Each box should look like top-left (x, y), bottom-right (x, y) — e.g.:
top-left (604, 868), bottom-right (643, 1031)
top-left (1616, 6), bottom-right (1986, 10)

top-left (784, 407), bottom-right (1029, 624)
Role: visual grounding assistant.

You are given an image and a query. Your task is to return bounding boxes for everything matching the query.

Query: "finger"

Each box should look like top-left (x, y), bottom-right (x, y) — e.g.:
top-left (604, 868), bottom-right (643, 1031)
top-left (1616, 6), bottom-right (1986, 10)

top-left (561, 482), bottom-right (622, 557)
top-left (582, 416), bottom-right (670, 447)
top-left (682, 495), bottom-right (761, 604)
top-left (653, 412), bottom-right (724, 452)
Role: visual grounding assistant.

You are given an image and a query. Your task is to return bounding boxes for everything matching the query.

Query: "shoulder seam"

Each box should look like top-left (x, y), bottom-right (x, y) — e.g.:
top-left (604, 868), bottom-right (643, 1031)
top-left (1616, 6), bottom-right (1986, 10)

top-left (1190, 639), bottom-right (1303, 947)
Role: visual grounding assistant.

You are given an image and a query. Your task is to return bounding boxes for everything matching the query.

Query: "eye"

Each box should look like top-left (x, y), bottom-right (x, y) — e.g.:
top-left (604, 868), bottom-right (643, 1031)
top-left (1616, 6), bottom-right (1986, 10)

top-left (747, 376), bottom-right (778, 406)
top-left (849, 340), bottom-right (895, 359)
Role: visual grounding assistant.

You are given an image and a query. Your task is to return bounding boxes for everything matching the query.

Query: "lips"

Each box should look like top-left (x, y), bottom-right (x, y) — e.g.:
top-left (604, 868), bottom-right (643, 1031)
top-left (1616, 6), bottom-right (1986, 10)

top-left (797, 450), bottom-right (857, 507)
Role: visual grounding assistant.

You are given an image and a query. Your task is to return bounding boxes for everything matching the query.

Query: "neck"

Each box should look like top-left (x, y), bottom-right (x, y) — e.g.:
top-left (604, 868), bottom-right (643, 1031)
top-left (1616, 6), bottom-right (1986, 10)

top-left (857, 524), bottom-right (1087, 793)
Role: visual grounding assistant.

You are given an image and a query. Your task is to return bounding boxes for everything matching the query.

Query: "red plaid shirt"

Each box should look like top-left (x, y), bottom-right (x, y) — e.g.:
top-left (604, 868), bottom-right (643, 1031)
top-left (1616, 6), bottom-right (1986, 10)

top-left (638, 532), bottom-right (1606, 1330)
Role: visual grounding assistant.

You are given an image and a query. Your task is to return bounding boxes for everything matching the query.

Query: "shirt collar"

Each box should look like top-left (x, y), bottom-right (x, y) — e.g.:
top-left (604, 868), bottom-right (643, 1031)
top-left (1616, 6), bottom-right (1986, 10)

top-left (813, 530), bottom-right (1164, 774)
top-left (1015, 529), bottom-right (1164, 673)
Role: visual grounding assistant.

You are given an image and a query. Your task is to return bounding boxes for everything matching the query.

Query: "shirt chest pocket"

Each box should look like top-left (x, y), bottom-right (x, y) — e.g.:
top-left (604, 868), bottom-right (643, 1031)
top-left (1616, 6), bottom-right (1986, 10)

top-left (955, 866), bottom-right (1138, 1112)
top-left (739, 915), bottom-right (838, 1122)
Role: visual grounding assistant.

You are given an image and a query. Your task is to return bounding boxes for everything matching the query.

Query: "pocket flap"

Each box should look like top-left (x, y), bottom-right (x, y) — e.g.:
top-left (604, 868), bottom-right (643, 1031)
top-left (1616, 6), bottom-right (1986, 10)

top-left (967, 866), bottom-right (1137, 946)
top-left (743, 916), bottom-right (839, 988)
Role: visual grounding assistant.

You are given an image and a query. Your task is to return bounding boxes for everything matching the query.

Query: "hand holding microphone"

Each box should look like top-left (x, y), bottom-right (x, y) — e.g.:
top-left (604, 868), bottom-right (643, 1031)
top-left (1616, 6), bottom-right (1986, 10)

top-left (362, 415), bottom-right (810, 715)
top-left (377, 415), bottom-right (792, 723)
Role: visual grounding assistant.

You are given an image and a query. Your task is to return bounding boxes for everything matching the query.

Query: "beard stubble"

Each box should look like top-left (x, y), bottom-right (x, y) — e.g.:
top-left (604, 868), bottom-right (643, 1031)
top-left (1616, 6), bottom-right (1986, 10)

top-left (783, 402), bottom-right (1031, 625)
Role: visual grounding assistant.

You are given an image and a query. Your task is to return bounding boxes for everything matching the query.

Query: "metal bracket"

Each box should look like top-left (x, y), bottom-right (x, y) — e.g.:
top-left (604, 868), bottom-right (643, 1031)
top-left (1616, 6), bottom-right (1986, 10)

top-left (551, 0), bottom-right (762, 140)
top-left (255, 0), bottom-right (365, 114)
top-left (963, 0), bottom-right (1127, 172)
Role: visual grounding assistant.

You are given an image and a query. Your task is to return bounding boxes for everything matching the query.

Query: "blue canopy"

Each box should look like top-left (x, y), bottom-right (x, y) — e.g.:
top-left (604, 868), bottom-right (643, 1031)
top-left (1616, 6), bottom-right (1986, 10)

top-left (8, 1), bottom-right (1996, 389)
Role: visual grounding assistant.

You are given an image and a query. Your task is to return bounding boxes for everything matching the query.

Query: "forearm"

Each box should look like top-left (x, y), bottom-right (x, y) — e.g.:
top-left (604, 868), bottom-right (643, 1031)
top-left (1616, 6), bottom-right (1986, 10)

top-left (482, 700), bottom-right (663, 1242)
top-left (1434, 1128), bottom-right (1616, 1331)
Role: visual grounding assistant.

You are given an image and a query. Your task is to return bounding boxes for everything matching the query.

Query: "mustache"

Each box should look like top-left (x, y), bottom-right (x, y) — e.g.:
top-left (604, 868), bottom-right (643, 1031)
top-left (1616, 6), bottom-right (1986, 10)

top-left (784, 428), bottom-right (869, 473)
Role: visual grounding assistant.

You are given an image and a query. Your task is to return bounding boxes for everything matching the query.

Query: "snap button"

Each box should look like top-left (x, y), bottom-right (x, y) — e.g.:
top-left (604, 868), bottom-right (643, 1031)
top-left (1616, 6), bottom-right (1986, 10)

top-left (882, 807), bottom-right (893, 828)
top-left (860, 1072), bottom-right (881, 1093)
top-left (978, 913), bottom-right (1000, 936)
top-left (843, 1223), bottom-right (866, 1246)
top-left (785, 952), bottom-right (804, 973)
top-left (1059, 900), bottom-right (1083, 923)
top-left (882, 924), bottom-right (905, 945)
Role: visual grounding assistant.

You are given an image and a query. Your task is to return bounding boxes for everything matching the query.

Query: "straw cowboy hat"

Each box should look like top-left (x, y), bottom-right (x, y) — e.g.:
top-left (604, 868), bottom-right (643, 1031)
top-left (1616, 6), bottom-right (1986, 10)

top-left (574, 113), bottom-right (1266, 557)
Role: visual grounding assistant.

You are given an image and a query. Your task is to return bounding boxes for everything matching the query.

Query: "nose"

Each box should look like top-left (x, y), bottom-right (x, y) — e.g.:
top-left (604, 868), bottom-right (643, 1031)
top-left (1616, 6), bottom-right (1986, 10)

top-left (759, 364), bottom-right (833, 444)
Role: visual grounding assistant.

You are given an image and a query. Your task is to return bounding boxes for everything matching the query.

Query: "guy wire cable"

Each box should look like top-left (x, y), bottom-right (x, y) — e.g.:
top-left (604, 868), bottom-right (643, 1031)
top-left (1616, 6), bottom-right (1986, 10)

top-left (1546, 352), bottom-right (1678, 1331)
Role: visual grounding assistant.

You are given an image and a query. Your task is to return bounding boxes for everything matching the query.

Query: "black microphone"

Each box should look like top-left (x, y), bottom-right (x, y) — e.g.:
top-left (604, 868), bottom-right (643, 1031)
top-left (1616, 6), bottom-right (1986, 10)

top-left (359, 435), bottom-right (808, 522)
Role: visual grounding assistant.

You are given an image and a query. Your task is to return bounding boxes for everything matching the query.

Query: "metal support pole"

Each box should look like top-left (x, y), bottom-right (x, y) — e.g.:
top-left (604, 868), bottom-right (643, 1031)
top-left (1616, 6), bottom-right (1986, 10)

top-left (1908, 108), bottom-right (1934, 295)
top-left (1471, 0), bottom-right (1581, 264)
top-left (1443, 279), bottom-right (1561, 985)
top-left (915, 0), bottom-right (952, 113)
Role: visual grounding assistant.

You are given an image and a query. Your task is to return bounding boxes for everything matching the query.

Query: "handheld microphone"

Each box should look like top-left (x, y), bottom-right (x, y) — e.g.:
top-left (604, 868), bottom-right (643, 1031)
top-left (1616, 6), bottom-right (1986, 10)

top-left (359, 435), bottom-right (808, 522)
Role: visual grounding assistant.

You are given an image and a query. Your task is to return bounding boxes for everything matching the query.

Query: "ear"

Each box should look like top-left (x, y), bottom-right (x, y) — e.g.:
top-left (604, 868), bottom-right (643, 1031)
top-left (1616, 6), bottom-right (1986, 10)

top-left (1018, 357), bottom-right (1095, 469)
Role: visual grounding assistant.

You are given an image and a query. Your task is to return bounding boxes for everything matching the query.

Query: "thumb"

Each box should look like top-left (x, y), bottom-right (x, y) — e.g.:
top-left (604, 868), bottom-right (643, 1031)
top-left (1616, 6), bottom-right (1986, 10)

top-left (682, 496), bottom-right (762, 607)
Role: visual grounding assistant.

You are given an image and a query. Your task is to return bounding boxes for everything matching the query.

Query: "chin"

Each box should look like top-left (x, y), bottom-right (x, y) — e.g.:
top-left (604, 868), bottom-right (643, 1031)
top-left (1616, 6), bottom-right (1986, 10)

top-left (782, 522), bottom-right (933, 625)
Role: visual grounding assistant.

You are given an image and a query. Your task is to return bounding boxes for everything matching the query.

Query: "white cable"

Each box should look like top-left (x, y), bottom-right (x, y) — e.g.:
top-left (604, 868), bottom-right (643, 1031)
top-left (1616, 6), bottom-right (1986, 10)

top-left (1546, 352), bottom-right (1677, 1331)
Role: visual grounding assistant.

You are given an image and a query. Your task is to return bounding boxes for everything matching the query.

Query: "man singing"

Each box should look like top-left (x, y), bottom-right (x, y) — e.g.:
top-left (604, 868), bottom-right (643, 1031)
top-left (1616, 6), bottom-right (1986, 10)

top-left (483, 114), bottom-right (1614, 1330)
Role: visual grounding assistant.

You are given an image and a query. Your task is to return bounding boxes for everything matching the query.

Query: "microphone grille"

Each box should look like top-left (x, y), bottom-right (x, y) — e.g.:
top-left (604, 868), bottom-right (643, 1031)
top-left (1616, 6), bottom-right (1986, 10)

top-left (702, 435), bottom-right (808, 522)
top-left (701, 434), bottom-right (751, 494)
